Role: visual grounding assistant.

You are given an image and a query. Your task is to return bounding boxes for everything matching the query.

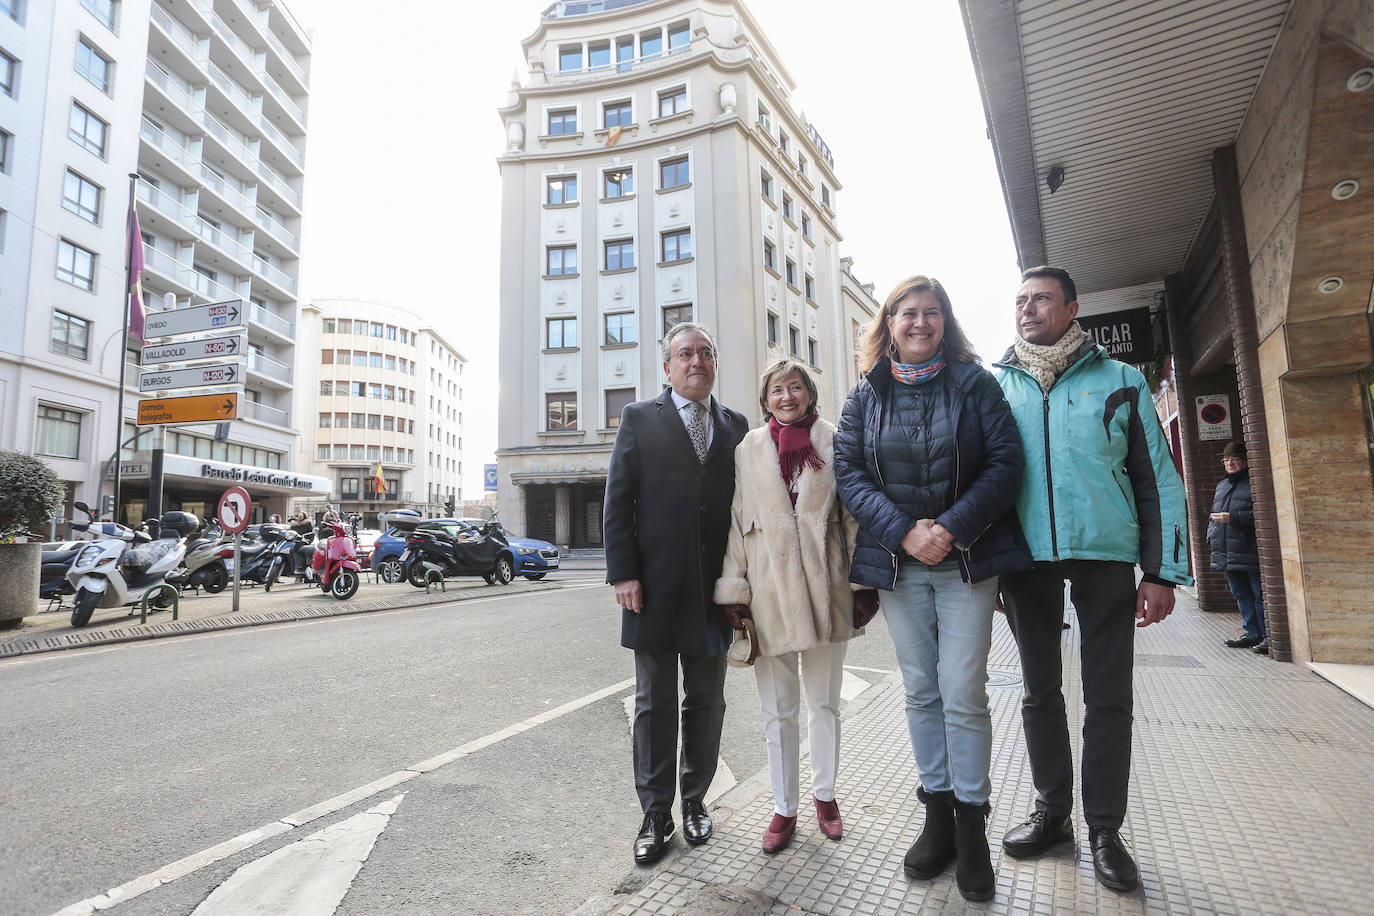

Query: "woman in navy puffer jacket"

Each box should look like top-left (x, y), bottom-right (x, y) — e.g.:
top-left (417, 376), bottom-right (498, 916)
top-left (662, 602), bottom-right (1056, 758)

top-left (835, 275), bottom-right (1029, 902)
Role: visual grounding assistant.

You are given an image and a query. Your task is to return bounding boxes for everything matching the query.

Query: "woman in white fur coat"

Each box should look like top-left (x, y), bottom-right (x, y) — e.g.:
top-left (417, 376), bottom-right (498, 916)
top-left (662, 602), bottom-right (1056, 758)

top-left (714, 358), bottom-right (879, 854)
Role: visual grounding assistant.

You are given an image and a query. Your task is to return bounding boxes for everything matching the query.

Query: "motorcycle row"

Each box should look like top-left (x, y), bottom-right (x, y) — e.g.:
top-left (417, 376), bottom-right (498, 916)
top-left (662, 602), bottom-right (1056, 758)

top-left (41, 503), bottom-right (364, 629)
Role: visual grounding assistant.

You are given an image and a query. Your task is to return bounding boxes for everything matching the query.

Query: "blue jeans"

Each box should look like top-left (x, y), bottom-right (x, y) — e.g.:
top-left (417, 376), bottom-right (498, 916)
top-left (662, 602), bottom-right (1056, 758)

top-left (883, 557), bottom-right (997, 805)
top-left (1225, 569), bottom-right (1266, 640)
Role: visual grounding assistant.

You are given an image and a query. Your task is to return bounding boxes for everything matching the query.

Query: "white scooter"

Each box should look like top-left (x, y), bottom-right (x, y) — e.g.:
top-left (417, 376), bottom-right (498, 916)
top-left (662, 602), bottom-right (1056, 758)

top-left (65, 510), bottom-right (200, 628)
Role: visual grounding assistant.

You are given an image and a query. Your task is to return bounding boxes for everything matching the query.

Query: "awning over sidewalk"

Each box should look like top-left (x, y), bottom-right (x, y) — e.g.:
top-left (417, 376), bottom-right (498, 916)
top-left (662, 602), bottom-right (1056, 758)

top-left (108, 451), bottom-right (333, 498)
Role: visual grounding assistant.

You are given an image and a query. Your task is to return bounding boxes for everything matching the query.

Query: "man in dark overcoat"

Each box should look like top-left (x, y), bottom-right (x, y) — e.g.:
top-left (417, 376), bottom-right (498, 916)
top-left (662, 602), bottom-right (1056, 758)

top-left (603, 321), bottom-right (749, 864)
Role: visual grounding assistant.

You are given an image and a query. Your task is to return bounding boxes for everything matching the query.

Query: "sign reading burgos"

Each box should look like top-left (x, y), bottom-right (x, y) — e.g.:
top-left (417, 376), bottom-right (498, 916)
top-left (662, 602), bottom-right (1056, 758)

top-left (200, 464), bottom-right (320, 490)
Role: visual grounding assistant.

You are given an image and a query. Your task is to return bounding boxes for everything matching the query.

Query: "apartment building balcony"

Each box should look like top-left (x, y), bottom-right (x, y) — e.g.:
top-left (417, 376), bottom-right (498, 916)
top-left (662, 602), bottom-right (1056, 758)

top-left (247, 350), bottom-right (293, 388)
top-left (252, 160), bottom-right (303, 217)
top-left (196, 107), bottom-right (304, 216)
top-left (206, 60), bottom-right (306, 173)
top-left (143, 62), bottom-right (206, 141)
top-left (542, 43), bottom-right (693, 87)
top-left (194, 163), bottom-right (300, 254)
top-left (149, 3), bottom-right (210, 76)
top-left (140, 119), bottom-right (201, 187)
top-left (240, 397), bottom-right (291, 427)
top-left (250, 253), bottom-right (298, 300)
top-left (141, 245), bottom-right (203, 300)
top-left (209, 12), bottom-right (306, 131)
top-left (249, 303), bottom-right (295, 343)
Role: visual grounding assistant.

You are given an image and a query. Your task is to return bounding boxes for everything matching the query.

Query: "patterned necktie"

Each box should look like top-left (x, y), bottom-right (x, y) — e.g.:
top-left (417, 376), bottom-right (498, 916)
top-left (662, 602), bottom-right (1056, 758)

top-left (686, 400), bottom-right (708, 463)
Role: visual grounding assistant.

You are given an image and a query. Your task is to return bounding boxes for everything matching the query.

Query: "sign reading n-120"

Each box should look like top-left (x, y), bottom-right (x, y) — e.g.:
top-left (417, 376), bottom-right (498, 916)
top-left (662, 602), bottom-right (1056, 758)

top-left (142, 333), bottom-right (244, 365)
top-left (142, 299), bottom-right (245, 339)
top-left (138, 362), bottom-right (242, 393)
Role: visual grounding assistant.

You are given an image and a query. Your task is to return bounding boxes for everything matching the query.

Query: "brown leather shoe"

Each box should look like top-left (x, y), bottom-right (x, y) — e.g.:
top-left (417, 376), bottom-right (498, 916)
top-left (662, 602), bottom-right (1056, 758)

top-left (762, 814), bottom-right (796, 853)
top-left (814, 796), bottom-right (843, 839)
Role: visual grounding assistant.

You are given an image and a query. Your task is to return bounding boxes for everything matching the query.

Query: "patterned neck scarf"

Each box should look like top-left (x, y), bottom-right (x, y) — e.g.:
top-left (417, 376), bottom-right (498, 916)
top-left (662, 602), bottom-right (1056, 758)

top-left (1012, 321), bottom-right (1087, 391)
top-left (767, 411), bottom-right (823, 495)
top-left (890, 354), bottom-right (946, 386)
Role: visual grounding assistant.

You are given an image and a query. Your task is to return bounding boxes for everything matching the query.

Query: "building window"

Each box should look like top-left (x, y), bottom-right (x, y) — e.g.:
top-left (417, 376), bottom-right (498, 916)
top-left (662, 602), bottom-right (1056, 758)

top-left (367, 413), bottom-right (381, 429)
top-left (604, 239), bottom-right (634, 271)
top-left (763, 240), bottom-right (776, 272)
top-left (604, 166), bottom-right (633, 199)
top-left (804, 274), bottom-right (816, 301)
top-left (384, 385), bottom-right (395, 401)
top-left (663, 304), bottom-right (692, 336)
top-left (316, 444), bottom-right (329, 460)
top-left (821, 184), bottom-right (831, 208)
top-left (80, 0), bottom-right (115, 29)
top-left (337, 318), bottom-right (352, 334)
top-left (640, 28), bottom-right (662, 60)
top-left (62, 170), bottom-right (102, 223)
top-left (616, 36), bottom-right (634, 71)
top-left (68, 102), bottom-right (107, 157)
top-left (757, 102), bottom-right (770, 131)
top-left (588, 40), bottom-right (610, 70)
top-left (785, 258), bottom-right (797, 288)
top-left (321, 349), bottom-right (334, 364)
top-left (57, 239), bottom-right (96, 290)
top-left (50, 309), bottom-right (90, 359)
top-left (605, 387), bottom-right (635, 428)
top-left (368, 352), bottom-right (383, 368)
top-left (603, 99), bottom-right (632, 128)
top-left (547, 316), bottom-right (577, 349)
top-left (349, 445), bottom-right (364, 460)
top-left (1, 49), bottom-right (16, 97)
top-left (766, 311), bottom-right (779, 346)
top-left (318, 412), bottom-right (331, 427)
top-left (547, 175), bottom-right (577, 205)
top-left (558, 45), bottom-right (582, 72)
top-left (350, 412), bottom-right (365, 427)
top-left (385, 355), bottom-right (396, 370)
top-left (319, 380), bottom-right (333, 395)
top-left (341, 476), bottom-right (360, 497)
top-left (781, 193), bottom-right (793, 221)
top-left (368, 383), bottom-right (382, 398)
top-left (383, 417), bottom-right (395, 431)
top-left (808, 337), bottom-right (819, 366)
top-left (35, 405), bottom-right (82, 459)
top-left (322, 318), bottom-right (335, 333)
top-left (546, 245), bottom-right (576, 276)
top-left (657, 86), bottom-right (687, 118)
top-left (604, 312), bottom-right (636, 345)
top-left (760, 169), bottom-right (773, 200)
top-left (667, 21), bottom-right (689, 52)
top-left (0, 129), bottom-right (10, 172)
top-left (797, 154), bottom-right (808, 177)
top-left (661, 228), bottom-right (691, 263)
top-left (1, 0), bottom-right (15, 22)
top-left (333, 445), bottom-right (347, 459)
top-left (789, 325), bottom-right (800, 356)
top-left (779, 131), bottom-right (789, 154)
top-left (75, 37), bottom-right (110, 92)
top-left (386, 325), bottom-right (397, 340)
top-left (801, 212), bottom-right (813, 240)
top-left (659, 156), bottom-right (689, 189)
top-left (350, 381), bottom-right (365, 397)
top-left (548, 108), bottom-right (577, 135)
top-left (370, 322), bottom-right (383, 337)
top-left (546, 392), bottom-right (578, 431)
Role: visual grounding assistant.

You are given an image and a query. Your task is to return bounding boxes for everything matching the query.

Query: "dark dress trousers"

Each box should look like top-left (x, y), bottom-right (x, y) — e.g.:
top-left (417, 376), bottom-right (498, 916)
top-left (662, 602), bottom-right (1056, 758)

top-left (603, 388), bottom-right (749, 811)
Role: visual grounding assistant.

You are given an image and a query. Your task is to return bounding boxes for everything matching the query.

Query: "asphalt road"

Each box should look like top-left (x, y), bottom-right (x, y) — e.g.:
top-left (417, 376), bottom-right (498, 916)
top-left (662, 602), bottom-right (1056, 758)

top-left (0, 573), bottom-right (900, 915)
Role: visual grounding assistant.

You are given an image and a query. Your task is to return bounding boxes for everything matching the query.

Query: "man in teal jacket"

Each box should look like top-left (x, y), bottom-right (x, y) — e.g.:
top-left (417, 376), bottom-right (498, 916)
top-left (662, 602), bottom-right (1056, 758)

top-left (992, 266), bottom-right (1191, 893)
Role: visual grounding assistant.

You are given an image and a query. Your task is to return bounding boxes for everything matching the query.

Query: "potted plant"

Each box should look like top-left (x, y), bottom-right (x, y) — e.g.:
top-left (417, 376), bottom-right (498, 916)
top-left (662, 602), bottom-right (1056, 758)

top-left (0, 450), bottom-right (65, 627)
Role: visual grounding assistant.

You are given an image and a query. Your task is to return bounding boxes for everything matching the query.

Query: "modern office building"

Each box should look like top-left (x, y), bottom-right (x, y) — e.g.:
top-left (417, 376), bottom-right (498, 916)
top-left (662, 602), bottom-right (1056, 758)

top-left (496, 0), bottom-right (858, 547)
top-left (298, 298), bottom-right (466, 526)
top-left (0, 0), bottom-right (318, 528)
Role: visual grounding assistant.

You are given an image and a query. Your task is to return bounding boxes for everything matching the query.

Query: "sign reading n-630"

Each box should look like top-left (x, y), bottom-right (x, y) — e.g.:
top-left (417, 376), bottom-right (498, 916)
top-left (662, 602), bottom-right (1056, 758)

top-left (142, 299), bottom-right (245, 339)
top-left (139, 361), bottom-right (241, 392)
top-left (137, 392), bottom-right (238, 426)
top-left (142, 333), bottom-right (244, 365)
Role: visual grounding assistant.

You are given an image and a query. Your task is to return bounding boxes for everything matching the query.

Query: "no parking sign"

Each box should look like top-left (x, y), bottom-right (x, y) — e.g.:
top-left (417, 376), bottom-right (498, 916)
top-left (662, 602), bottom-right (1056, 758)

top-left (1196, 395), bottom-right (1232, 441)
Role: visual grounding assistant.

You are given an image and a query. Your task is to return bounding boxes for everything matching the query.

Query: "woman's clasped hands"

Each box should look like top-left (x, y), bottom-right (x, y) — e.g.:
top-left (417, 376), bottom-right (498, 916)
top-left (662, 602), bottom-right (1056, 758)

top-left (901, 518), bottom-right (955, 566)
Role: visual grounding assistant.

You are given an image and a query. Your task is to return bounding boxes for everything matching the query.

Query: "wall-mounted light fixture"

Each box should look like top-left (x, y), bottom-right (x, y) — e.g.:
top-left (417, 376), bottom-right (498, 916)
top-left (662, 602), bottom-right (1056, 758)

top-left (1332, 179), bottom-right (1360, 201)
top-left (1318, 276), bottom-right (1344, 294)
top-left (1046, 165), bottom-right (1066, 194)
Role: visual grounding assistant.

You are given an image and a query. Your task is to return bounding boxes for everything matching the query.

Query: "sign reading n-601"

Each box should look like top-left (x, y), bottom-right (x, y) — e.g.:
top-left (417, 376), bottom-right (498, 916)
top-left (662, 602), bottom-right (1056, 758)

top-left (139, 361), bottom-right (241, 392)
top-left (142, 299), bottom-right (245, 339)
top-left (142, 333), bottom-right (244, 365)
top-left (137, 392), bottom-right (238, 426)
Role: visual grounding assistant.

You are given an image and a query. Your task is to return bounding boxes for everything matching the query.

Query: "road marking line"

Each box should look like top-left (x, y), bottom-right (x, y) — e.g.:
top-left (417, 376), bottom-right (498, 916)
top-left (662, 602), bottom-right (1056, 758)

top-left (842, 664), bottom-right (894, 675)
top-left (49, 676), bottom-right (637, 916)
top-left (840, 670), bottom-right (870, 702)
top-left (620, 695), bottom-right (737, 806)
top-left (191, 795), bottom-right (403, 916)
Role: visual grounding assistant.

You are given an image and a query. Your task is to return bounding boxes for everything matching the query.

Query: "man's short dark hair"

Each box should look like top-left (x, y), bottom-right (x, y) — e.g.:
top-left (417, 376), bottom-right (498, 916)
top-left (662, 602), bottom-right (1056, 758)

top-left (1022, 266), bottom-right (1077, 304)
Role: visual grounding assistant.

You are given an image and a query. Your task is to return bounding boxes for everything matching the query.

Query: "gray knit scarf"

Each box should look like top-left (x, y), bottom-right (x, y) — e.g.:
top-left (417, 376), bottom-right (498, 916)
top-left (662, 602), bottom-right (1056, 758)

top-left (1012, 321), bottom-right (1088, 391)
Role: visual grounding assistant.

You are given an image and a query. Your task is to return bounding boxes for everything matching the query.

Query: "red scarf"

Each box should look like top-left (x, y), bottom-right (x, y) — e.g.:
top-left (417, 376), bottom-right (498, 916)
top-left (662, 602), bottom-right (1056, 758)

top-left (767, 412), bottom-right (823, 488)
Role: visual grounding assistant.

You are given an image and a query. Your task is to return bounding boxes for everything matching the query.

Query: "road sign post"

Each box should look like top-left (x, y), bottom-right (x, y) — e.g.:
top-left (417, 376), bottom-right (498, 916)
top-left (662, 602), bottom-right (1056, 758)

top-left (142, 299), bottom-right (246, 339)
top-left (217, 487), bottom-right (251, 614)
top-left (138, 362), bottom-right (243, 392)
top-left (141, 333), bottom-right (246, 365)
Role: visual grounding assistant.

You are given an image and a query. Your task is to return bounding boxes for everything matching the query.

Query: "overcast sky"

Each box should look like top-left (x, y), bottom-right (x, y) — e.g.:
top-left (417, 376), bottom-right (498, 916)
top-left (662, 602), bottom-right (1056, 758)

top-left (283, 0), bottom-right (1024, 497)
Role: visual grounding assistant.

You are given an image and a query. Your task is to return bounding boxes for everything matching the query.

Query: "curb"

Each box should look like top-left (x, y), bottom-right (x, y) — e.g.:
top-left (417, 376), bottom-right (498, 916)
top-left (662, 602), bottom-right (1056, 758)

top-left (0, 581), bottom-right (560, 660)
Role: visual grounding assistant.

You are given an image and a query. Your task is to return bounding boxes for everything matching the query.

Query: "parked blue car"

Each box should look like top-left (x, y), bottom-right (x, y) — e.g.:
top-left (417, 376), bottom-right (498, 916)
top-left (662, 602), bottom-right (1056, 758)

top-left (372, 513), bottom-right (559, 583)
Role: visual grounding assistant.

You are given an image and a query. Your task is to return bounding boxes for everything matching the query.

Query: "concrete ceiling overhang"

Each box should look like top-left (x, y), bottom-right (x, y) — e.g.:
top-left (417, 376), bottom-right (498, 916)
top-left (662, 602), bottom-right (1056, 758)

top-left (959, 0), bottom-right (1292, 298)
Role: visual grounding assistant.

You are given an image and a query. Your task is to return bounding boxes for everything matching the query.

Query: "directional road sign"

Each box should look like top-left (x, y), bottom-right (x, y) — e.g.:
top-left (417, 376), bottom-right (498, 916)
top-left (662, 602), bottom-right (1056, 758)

top-left (137, 392), bottom-right (239, 426)
top-left (142, 333), bottom-right (245, 365)
top-left (139, 361), bottom-right (242, 393)
top-left (143, 299), bottom-right (245, 339)
top-left (216, 486), bottom-right (252, 534)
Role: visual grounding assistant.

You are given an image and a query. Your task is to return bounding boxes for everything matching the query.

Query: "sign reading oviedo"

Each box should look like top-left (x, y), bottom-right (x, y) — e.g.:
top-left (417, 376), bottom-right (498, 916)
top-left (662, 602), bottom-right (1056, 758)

top-left (142, 299), bottom-right (246, 339)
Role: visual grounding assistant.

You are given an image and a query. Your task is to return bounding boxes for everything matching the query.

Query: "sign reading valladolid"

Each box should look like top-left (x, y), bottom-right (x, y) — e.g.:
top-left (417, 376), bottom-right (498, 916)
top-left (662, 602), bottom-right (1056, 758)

top-left (1077, 307), bottom-right (1154, 364)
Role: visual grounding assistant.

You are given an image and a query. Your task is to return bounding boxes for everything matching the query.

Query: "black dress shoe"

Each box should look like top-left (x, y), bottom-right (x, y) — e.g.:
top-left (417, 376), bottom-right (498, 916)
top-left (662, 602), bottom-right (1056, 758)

top-left (682, 799), bottom-right (713, 845)
top-left (1089, 826), bottom-right (1140, 891)
top-left (634, 810), bottom-right (675, 864)
top-left (1001, 810), bottom-right (1073, 858)
top-left (1252, 639), bottom-right (1270, 655)
top-left (1225, 635), bottom-right (1262, 649)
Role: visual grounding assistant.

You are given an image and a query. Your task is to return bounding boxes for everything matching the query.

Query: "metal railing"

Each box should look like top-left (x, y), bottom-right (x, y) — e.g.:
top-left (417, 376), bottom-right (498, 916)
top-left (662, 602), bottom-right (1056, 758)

top-left (206, 60), bottom-right (305, 170)
top-left (251, 254), bottom-right (297, 295)
top-left (141, 119), bottom-right (200, 175)
top-left (240, 398), bottom-right (289, 426)
top-left (249, 303), bottom-right (293, 338)
top-left (252, 205), bottom-right (299, 251)
top-left (150, 3), bottom-right (208, 67)
top-left (247, 350), bottom-right (292, 382)
top-left (254, 160), bottom-right (302, 211)
top-left (547, 42), bottom-right (690, 84)
top-left (211, 10), bottom-right (305, 127)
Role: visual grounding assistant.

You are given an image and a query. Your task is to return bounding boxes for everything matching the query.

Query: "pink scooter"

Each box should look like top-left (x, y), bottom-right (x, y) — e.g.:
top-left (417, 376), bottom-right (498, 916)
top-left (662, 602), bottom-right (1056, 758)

top-left (307, 520), bottom-right (361, 600)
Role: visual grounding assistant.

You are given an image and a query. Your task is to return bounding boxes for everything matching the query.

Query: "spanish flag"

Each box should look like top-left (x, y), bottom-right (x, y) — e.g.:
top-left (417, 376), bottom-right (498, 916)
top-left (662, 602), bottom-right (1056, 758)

top-left (605, 125), bottom-right (624, 147)
top-left (372, 463), bottom-right (387, 494)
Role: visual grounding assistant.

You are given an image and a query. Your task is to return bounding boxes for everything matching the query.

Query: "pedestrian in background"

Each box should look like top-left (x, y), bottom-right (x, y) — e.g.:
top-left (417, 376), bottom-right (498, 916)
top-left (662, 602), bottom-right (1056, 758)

top-left (603, 322), bottom-right (749, 865)
top-left (835, 276), bottom-right (1029, 902)
top-left (993, 265), bottom-right (1191, 893)
top-left (714, 358), bottom-right (877, 854)
top-left (1210, 441), bottom-right (1267, 654)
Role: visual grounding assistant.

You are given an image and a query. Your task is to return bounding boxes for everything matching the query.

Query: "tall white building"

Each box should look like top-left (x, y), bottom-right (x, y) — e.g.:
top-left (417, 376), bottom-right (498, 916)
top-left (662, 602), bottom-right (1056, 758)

top-left (496, 0), bottom-right (857, 548)
top-left (297, 297), bottom-right (466, 526)
top-left (0, 0), bottom-right (320, 527)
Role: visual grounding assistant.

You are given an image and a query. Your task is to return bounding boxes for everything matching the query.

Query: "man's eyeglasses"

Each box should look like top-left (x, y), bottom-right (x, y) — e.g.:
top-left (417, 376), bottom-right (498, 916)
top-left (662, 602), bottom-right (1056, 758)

top-left (673, 347), bottom-right (716, 363)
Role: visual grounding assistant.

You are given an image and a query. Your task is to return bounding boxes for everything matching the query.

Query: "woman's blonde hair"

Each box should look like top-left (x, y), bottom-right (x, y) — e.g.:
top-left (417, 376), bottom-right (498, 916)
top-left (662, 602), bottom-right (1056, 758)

top-left (757, 357), bottom-right (819, 417)
top-left (859, 275), bottom-right (979, 373)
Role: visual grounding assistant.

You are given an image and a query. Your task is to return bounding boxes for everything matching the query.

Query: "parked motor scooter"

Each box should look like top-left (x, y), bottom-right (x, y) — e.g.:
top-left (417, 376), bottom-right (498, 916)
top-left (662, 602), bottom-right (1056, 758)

top-left (166, 523), bottom-right (233, 594)
top-left (297, 520), bottom-right (360, 599)
top-left (234, 524), bottom-right (289, 588)
top-left (66, 510), bottom-right (199, 628)
top-left (40, 541), bottom-right (83, 603)
top-left (261, 527), bottom-right (311, 592)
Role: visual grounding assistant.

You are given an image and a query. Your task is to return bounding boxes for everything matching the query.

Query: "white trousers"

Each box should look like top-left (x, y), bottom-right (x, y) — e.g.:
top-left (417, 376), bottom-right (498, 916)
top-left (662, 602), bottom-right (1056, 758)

top-left (753, 641), bottom-right (848, 817)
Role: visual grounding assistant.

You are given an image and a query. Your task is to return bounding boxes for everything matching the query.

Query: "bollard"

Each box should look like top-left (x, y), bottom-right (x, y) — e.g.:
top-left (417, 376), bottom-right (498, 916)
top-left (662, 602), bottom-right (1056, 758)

top-left (140, 583), bottom-right (180, 624)
top-left (424, 568), bottom-right (445, 593)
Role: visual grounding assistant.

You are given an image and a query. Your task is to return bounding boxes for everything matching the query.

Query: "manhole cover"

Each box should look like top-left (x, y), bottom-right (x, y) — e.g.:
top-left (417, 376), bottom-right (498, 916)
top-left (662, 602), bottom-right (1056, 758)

top-left (986, 668), bottom-right (1022, 688)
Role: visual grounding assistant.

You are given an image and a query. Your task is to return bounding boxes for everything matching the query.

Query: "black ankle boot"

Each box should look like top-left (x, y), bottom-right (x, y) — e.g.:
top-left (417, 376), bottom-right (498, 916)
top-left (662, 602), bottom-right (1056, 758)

top-left (903, 787), bottom-right (956, 879)
top-left (952, 798), bottom-right (995, 902)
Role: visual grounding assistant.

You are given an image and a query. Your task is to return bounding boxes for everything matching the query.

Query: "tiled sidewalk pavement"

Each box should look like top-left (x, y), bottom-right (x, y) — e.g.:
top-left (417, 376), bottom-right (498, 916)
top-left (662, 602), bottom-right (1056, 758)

top-left (605, 590), bottom-right (1374, 914)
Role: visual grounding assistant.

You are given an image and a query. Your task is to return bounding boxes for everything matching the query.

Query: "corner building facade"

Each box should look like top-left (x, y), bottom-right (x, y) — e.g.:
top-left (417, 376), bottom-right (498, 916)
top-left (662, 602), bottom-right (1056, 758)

top-left (496, 0), bottom-right (851, 548)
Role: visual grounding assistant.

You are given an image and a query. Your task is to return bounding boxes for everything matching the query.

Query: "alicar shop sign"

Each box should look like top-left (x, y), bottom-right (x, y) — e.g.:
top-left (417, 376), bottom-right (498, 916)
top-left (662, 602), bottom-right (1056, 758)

top-left (1077, 307), bottom-right (1154, 364)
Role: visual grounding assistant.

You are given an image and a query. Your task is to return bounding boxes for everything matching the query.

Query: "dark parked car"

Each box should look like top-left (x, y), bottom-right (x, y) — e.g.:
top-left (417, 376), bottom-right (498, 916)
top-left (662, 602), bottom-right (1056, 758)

top-left (372, 512), bottom-right (559, 583)
top-left (400, 517), bottom-right (515, 586)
